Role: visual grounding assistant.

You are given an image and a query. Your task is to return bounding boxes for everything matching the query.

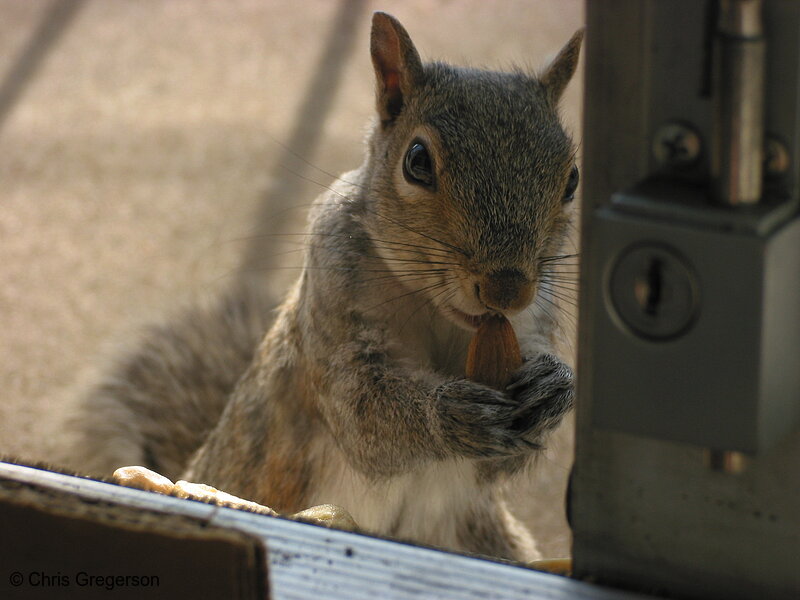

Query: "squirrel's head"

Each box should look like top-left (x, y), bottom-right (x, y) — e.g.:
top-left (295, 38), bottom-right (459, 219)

top-left (363, 12), bottom-right (582, 331)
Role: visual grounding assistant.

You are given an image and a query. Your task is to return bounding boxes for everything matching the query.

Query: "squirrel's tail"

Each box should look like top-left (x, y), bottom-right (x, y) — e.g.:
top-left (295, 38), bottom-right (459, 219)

top-left (57, 281), bottom-right (275, 479)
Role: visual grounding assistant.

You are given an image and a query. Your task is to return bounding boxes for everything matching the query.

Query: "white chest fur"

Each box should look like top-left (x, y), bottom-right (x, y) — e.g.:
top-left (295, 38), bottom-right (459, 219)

top-left (307, 437), bottom-right (485, 549)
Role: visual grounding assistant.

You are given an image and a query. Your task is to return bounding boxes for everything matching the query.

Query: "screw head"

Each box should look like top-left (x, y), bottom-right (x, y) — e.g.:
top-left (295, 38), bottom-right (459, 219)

top-left (763, 135), bottom-right (790, 177)
top-left (652, 122), bottom-right (702, 169)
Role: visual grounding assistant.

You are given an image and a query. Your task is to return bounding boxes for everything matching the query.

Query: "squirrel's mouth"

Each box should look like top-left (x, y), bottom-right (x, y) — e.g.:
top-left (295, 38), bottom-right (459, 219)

top-left (444, 305), bottom-right (489, 331)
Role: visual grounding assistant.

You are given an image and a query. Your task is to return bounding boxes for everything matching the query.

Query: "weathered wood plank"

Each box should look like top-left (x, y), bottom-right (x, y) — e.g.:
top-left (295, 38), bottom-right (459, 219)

top-left (0, 462), bottom-right (656, 600)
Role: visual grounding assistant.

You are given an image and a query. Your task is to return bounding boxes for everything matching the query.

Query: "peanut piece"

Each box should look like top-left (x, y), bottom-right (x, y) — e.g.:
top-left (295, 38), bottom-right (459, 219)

top-left (465, 314), bottom-right (522, 389)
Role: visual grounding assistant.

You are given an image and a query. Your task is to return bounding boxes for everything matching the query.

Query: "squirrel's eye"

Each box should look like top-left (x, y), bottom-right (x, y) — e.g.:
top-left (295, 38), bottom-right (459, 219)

top-left (563, 165), bottom-right (579, 202)
top-left (403, 142), bottom-right (435, 188)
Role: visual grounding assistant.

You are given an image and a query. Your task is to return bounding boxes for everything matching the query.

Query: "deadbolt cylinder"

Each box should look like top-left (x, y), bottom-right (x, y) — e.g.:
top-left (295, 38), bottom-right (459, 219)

top-left (609, 244), bottom-right (699, 341)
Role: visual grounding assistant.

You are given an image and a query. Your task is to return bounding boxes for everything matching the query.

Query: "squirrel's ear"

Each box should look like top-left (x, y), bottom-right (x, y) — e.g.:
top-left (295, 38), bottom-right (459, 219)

top-left (370, 12), bottom-right (424, 124)
top-left (540, 28), bottom-right (584, 102)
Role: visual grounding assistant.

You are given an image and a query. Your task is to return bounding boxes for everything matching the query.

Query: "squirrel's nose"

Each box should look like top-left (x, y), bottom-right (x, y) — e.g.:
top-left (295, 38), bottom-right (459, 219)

top-left (475, 268), bottom-right (534, 312)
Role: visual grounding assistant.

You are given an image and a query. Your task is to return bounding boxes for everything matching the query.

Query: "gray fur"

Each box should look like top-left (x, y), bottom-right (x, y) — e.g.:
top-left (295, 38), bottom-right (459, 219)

top-left (63, 12), bottom-right (581, 561)
top-left (63, 281), bottom-right (275, 479)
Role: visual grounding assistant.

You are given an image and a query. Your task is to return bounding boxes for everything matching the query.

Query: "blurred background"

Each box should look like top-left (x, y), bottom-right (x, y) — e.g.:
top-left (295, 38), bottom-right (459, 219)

top-left (0, 0), bottom-right (583, 557)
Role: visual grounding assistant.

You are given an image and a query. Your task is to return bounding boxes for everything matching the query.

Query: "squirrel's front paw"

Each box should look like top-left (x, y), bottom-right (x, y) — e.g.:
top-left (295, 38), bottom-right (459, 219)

top-left (434, 380), bottom-right (541, 458)
top-left (506, 353), bottom-right (574, 441)
top-left (435, 354), bottom-right (573, 458)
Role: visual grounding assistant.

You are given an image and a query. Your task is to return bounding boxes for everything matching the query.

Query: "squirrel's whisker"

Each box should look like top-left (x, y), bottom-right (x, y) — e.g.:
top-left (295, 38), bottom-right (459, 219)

top-left (246, 266), bottom-right (448, 276)
top-left (267, 163), bottom-right (468, 261)
top-left (539, 269), bottom-right (578, 278)
top-left (397, 281), bottom-right (456, 334)
top-left (532, 295), bottom-right (575, 341)
top-left (539, 278), bottom-right (578, 288)
top-left (538, 284), bottom-right (578, 308)
top-left (538, 277), bottom-right (579, 290)
top-left (358, 271), bottom-right (453, 286)
top-left (304, 241), bottom-right (460, 267)
top-left (536, 292), bottom-right (578, 324)
top-left (263, 231), bottom-right (460, 258)
top-left (540, 288), bottom-right (578, 301)
top-left (530, 298), bottom-right (565, 336)
top-left (363, 279), bottom-right (455, 314)
top-left (539, 263), bottom-right (578, 271)
top-left (538, 253), bottom-right (579, 263)
top-left (540, 275), bottom-right (580, 290)
top-left (541, 267), bottom-right (580, 274)
top-left (272, 140), bottom-right (367, 192)
top-left (372, 208), bottom-right (469, 258)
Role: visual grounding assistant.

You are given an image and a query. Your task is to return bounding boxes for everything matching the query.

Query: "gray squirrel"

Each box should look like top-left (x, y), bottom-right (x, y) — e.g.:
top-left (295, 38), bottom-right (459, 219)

top-left (63, 13), bottom-right (582, 561)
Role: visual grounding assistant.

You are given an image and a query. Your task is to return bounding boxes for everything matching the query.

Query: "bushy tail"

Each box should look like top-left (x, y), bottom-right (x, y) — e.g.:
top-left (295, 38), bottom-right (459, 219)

top-left (59, 282), bottom-right (275, 479)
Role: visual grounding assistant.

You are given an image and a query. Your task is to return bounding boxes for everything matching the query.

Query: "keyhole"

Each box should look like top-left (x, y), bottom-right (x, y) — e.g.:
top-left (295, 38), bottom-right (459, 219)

top-left (634, 258), bottom-right (663, 317)
top-left (610, 244), bottom-right (698, 340)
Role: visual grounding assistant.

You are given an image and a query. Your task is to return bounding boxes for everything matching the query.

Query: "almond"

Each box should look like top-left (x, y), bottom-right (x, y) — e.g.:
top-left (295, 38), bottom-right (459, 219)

top-left (465, 314), bottom-right (522, 389)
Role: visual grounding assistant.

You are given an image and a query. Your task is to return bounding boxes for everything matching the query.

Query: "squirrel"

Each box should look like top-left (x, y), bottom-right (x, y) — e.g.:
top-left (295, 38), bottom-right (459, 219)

top-left (61, 13), bottom-right (582, 562)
